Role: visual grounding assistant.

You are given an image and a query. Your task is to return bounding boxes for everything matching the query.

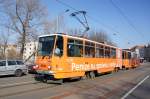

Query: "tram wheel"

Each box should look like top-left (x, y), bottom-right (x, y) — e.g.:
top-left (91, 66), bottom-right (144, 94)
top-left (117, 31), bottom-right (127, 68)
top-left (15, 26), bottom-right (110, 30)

top-left (89, 71), bottom-right (95, 79)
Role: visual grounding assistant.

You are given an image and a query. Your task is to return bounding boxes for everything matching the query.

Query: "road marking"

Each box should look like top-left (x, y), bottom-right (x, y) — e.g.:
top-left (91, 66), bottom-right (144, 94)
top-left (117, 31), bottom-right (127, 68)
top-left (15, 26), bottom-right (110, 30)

top-left (121, 75), bottom-right (149, 99)
top-left (0, 81), bottom-right (38, 88)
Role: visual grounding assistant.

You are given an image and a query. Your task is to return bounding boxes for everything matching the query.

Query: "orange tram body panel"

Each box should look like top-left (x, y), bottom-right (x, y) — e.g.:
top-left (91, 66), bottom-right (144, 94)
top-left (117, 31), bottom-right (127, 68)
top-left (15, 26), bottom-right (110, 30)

top-left (34, 33), bottom-right (140, 83)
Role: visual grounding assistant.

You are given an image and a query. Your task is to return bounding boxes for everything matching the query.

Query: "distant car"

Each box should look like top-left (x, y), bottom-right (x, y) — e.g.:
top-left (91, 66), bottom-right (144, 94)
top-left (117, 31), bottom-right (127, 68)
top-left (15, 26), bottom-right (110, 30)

top-left (0, 60), bottom-right (27, 77)
top-left (27, 64), bottom-right (37, 74)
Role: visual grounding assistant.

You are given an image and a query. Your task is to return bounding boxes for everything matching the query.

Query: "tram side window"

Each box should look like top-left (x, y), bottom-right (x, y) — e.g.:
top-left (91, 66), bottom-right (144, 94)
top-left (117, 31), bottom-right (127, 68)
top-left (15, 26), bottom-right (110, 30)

top-left (122, 51), bottom-right (125, 59)
top-left (67, 39), bottom-right (83, 57)
top-left (125, 52), bottom-right (128, 59)
top-left (122, 51), bottom-right (129, 59)
top-left (96, 48), bottom-right (99, 58)
top-left (55, 36), bottom-right (63, 56)
top-left (105, 47), bottom-right (110, 58)
top-left (99, 45), bottom-right (104, 58)
top-left (96, 44), bottom-right (104, 58)
top-left (96, 44), bottom-right (99, 58)
top-left (128, 52), bottom-right (131, 59)
top-left (111, 48), bottom-right (116, 58)
top-left (85, 42), bottom-right (95, 58)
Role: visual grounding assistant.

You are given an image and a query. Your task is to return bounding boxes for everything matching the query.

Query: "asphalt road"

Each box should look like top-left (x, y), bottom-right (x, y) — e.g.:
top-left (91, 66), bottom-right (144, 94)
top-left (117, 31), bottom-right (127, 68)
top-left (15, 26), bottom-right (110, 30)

top-left (0, 74), bottom-right (35, 84)
top-left (0, 74), bottom-right (36, 88)
top-left (0, 63), bottom-right (149, 99)
top-left (125, 75), bottom-right (150, 99)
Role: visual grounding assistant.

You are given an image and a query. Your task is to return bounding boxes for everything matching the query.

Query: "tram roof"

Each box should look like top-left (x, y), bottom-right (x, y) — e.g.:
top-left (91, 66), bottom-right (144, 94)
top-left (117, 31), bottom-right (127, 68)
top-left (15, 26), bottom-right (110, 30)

top-left (39, 33), bottom-right (120, 49)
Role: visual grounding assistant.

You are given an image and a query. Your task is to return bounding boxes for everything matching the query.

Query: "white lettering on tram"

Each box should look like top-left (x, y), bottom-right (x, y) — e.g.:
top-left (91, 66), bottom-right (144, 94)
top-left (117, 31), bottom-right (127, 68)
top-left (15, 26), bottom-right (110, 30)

top-left (71, 63), bottom-right (117, 71)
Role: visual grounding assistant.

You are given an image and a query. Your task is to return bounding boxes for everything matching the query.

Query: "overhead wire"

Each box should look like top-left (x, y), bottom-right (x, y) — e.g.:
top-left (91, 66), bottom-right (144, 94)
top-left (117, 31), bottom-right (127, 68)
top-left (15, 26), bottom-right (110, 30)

top-left (109, 0), bottom-right (145, 38)
top-left (55, 0), bottom-right (118, 33)
top-left (55, 0), bottom-right (135, 47)
top-left (86, 15), bottom-right (135, 46)
top-left (55, 0), bottom-right (78, 12)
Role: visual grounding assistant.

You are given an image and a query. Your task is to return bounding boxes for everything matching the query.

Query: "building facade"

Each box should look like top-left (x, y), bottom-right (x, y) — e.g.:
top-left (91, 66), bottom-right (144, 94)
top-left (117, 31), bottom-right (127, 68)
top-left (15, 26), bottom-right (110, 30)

top-left (130, 44), bottom-right (150, 62)
top-left (130, 45), bottom-right (144, 58)
top-left (144, 44), bottom-right (150, 62)
top-left (0, 44), bottom-right (18, 59)
top-left (23, 42), bottom-right (38, 63)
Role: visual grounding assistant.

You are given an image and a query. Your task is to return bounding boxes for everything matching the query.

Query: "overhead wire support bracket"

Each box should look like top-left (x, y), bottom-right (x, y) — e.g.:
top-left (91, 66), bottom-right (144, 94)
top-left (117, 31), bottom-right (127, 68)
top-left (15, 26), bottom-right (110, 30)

top-left (70, 11), bottom-right (90, 36)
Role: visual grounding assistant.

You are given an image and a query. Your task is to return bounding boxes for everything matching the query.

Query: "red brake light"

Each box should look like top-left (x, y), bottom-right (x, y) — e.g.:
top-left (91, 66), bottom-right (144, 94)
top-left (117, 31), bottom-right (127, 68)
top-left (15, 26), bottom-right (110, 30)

top-left (33, 65), bottom-right (39, 69)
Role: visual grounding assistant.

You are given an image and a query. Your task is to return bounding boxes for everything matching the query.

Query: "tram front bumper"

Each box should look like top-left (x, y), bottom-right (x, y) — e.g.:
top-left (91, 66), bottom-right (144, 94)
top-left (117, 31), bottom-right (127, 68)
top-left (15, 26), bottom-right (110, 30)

top-left (35, 70), bottom-right (55, 80)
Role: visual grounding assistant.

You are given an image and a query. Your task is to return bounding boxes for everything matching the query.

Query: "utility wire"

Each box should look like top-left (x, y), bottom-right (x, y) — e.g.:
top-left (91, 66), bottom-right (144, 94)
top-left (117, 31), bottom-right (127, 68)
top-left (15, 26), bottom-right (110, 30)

top-left (109, 0), bottom-right (145, 38)
top-left (55, 0), bottom-right (78, 11)
top-left (55, 0), bottom-right (135, 46)
top-left (86, 15), bottom-right (135, 45)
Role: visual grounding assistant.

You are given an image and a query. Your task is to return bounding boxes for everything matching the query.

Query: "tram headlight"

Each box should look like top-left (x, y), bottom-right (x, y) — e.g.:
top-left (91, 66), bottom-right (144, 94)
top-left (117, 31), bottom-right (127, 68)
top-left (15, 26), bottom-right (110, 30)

top-left (48, 66), bottom-right (51, 70)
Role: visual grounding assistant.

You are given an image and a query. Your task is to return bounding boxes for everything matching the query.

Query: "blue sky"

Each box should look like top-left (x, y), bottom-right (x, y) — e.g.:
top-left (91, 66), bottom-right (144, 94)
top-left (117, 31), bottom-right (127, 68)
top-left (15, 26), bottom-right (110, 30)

top-left (42, 0), bottom-right (150, 48)
top-left (0, 0), bottom-right (149, 49)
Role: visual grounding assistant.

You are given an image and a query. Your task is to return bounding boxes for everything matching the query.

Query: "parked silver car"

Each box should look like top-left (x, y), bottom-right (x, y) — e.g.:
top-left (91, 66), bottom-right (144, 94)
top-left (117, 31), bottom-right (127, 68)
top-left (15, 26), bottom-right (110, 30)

top-left (0, 60), bottom-right (27, 77)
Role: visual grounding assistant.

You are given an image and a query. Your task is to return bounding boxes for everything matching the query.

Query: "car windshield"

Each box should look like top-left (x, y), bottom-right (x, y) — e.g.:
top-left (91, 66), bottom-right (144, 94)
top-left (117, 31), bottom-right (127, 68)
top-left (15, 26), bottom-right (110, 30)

top-left (38, 36), bottom-right (55, 56)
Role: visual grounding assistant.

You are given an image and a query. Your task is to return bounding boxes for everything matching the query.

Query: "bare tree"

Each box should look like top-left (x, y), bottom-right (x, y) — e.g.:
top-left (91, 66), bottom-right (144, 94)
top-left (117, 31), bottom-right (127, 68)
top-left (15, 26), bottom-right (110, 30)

top-left (43, 15), bottom-right (66, 34)
top-left (1, 0), bottom-right (48, 59)
top-left (0, 36), bottom-right (3, 59)
top-left (0, 26), bottom-right (10, 59)
top-left (43, 19), bottom-right (57, 34)
top-left (67, 28), bottom-right (82, 36)
top-left (89, 30), bottom-right (117, 46)
top-left (6, 46), bottom-right (18, 59)
top-left (66, 29), bottom-right (117, 46)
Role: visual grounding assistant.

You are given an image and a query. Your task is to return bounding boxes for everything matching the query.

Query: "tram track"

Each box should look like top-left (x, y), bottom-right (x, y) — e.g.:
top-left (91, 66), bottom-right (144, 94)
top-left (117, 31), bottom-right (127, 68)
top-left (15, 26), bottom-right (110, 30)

top-left (0, 81), bottom-right (40, 89)
top-left (0, 82), bottom-right (58, 98)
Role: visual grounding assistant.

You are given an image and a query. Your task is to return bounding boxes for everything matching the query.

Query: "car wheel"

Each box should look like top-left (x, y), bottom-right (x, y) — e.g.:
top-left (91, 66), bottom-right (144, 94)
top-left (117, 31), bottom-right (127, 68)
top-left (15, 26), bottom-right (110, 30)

top-left (15, 69), bottom-right (23, 77)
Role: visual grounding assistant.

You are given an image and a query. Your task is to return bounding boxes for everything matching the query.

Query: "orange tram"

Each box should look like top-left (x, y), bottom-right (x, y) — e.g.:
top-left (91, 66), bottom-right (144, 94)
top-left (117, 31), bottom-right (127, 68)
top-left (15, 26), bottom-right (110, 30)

top-left (34, 33), bottom-right (140, 84)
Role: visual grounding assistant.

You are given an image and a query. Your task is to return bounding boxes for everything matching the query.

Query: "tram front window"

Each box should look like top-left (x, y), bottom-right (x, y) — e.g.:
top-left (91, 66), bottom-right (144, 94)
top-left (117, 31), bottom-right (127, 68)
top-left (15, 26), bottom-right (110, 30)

top-left (38, 36), bottom-right (55, 56)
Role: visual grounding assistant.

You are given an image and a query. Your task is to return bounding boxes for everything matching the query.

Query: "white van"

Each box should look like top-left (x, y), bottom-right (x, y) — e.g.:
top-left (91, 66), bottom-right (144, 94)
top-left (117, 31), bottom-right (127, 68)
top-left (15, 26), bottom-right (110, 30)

top-left (0, 60), bottom-right (27, 77)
